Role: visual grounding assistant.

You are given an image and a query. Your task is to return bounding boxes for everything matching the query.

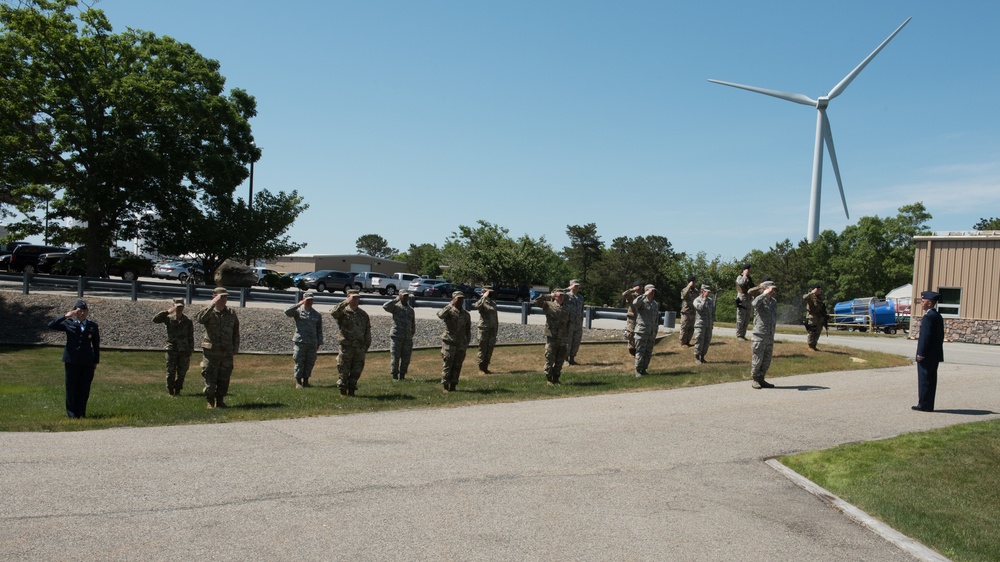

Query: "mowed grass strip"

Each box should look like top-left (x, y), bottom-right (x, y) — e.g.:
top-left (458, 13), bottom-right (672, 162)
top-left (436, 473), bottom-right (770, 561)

top-left (781, 420), bottom-right (1000, 562)
top-left (1, 336), bottom-right (910, 432)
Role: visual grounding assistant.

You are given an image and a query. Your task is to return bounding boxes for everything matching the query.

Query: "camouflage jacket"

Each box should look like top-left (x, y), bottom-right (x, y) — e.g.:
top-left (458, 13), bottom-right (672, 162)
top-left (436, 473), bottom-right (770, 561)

top-left (803, 292), bottom-right (828, 324)
top-left (693, 296), bottom-right (715, 329)
top-left (437, 304), bottom-right (471, 347)
top-left (195, 306), bottom-right (240, 354)
top-left (680, 284), bottom-right (698, 314)
top-left (285, 304), bottom-right (324, 346)
top-left (736, 274), bottom-right (754, 297)
top-left (751, 295), bottom-right (778, 341)
top-left (533, 295), bottom-right (571, 342)
top-left (621, 287), bottom-right (642, 319)
top-left (474, 295), bottom-right (498, 330)
top-left (331, 302), bottom-right (372, 350)
top-left (632, 296), bottom-right (660, 335)
top-left (382, 298), bottom-right (416, 340)
top-left (152, 310), bottom-right (194, 353)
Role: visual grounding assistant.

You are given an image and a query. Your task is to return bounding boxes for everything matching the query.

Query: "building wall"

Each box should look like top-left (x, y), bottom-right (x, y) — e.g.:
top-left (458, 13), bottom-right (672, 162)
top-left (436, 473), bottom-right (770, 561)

top-left (910, 232), bottom-right (1000, 344)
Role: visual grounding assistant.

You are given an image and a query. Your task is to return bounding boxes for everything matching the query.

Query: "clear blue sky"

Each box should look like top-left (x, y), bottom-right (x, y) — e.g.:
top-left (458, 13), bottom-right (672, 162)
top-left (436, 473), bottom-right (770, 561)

top-left (94, 1), bottom-right (1000, 260)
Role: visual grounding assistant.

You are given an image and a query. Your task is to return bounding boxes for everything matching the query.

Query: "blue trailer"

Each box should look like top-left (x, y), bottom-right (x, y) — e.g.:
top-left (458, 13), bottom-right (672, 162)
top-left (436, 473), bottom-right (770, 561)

top-left (831, 297), bottom-right (906, 334)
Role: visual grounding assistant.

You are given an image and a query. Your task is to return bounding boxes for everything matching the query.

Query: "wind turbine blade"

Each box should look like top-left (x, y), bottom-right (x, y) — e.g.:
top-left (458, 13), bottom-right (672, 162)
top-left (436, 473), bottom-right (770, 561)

top-left (707, 79), bottom-right (817, 107)
top-left (820, 111), bottom-right (850, 220)
top-left (827, 17), bottom-right (912, 100)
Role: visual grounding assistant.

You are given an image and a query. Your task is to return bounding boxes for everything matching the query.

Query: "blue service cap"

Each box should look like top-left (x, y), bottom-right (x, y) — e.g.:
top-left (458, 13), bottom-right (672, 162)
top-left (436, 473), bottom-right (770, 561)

top-left (920, 291), bottom-right (940, 301)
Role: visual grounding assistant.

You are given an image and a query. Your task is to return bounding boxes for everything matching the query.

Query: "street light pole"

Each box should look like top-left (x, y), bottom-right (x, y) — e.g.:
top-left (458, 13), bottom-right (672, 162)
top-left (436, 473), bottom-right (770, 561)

top-left (246, 142), bottom-right (256, 266)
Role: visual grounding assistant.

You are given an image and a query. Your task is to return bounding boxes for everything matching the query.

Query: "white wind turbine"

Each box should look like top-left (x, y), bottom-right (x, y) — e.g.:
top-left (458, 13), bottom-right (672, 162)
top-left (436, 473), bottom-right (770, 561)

top-left (709, 17), bottom-right (911, 242)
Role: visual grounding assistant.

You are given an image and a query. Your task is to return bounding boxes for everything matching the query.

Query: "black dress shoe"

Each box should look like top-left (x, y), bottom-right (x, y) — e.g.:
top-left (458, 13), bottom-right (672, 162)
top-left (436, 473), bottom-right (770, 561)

top-left (911, 405), bottom-right (932, 412)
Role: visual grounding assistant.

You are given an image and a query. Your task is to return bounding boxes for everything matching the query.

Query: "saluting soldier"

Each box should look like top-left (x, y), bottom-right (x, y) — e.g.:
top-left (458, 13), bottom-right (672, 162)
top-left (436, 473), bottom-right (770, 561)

top-left (196, 287), bottom-right (240, 408)
top-left (474, 286), bottom-right (498, 374)
top-left (735, 264), bottom-right (754, 340)
top-left (679, 275), bottom-right (698, 347)
top-left (48, 300), bottom-right (100, 419)
top-left (437, 291), bottom-right (472, 393)
top-left (153, 297), bottom-right (194, 396)
top-left (285, 291), bottom-right (323, 388)
top-left (692, 285), bottom-right (716, 364)
top-left (633, 285), bottom-right (660, 377)
top-left (621, 281), bottom-right (643, 356)
top-left (750, 280), bottom-right (778, 389)
top-left (565, 280), bottom-right (585, 365)
top-left (534, 290), bottom-right (571, 385)
top-left (331, 290), bottom-right (371, 396)
top-left (802, 284), bottom-right (828, 351)
top-left (382, 290), bottom-right (416, 381)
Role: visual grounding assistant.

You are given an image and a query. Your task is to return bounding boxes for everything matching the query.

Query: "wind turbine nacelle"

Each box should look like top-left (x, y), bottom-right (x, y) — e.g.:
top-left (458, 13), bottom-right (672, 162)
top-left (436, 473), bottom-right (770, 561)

top-left (816, 96), bottom-right (831, 108)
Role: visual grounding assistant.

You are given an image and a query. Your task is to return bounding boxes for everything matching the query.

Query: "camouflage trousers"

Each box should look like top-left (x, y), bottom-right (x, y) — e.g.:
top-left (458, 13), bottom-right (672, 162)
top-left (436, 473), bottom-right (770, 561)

top-left (751, 338), bottom-right (774, 381)
top-left (337, 345), bottom-right (367, 390)
top-left (201, 349), bottom-right (234, 398)
top-left (566, 322), bottom-right (583, 361)
top-left (165, 349), bottom-right (191, 392)
top-left (679, 312), bottom-right (696, 346)
top-left (390, 336), bottom-right (413, 378)
top-left (544, 336), bottom-right (568, 382)
top-left (735, 296), bottom-right (752, 338)
top-left (805, 321), bottom-right (822, 349)
top-left (693, 325), bottom-right (713, 358)
top-left (441, 344), bottom-right (467, 386)
top-left (624, 317), bottom-right (637, 354)
top-left (477, 326), bottom-right (497, 371)
top-left (634, 330), bottom-right (656, 375)
top-left (293, 342), bottom-right (318, 381)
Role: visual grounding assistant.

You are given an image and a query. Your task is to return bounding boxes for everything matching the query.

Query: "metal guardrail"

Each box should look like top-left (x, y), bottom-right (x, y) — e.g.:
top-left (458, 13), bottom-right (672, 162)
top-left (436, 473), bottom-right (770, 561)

top-left (0, 272), bottom-right (676, 328)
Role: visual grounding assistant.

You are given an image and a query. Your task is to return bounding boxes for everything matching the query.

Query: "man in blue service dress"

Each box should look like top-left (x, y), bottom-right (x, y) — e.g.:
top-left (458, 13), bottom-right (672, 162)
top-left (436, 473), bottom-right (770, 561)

top-left (48, 299), bottom-right (101, 418)
top-left (913, 290), bottom-right (945, 412)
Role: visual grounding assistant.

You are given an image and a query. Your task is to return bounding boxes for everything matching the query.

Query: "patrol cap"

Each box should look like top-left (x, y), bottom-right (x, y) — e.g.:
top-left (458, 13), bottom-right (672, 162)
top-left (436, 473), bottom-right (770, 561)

top-left (303, 291), bottom-right (315, 300)
top-left (347, 289), bottom-right (360, 297)
top-left (700, 284), bottom-right (712, 292)
top-left (551, 289), bottom-right (565, 296)
top-left (644, 284), bottom-right (656, 292)
top-left (920, 290), bottom-right (940, 301)
top-left (74, 300), bottom-right (88, 310)
top-left (172, 297), bottom-right (185, 306)
top-left (452, 291), bottom-right (466, 299)
top-left (399, 290), bottom-right (411, 296)
top-left (759, 280), bottom-right (776, 289)
top-left (569, 279), bottom-right (580, 287)
top-left (212, 287), bottom-right (229, 296)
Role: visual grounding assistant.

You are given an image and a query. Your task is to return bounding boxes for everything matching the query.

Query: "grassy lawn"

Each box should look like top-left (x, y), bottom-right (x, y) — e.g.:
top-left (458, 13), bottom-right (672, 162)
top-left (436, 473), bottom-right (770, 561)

top-left (781, 420), bottom-right (1000, 562)
top-left (1, 335), bottom-right (909, 432)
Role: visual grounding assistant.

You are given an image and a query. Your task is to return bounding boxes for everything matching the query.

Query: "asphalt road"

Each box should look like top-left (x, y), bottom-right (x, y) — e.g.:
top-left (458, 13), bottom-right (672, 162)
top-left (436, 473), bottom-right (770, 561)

top-left (2, 308), bottom-right (997, 560)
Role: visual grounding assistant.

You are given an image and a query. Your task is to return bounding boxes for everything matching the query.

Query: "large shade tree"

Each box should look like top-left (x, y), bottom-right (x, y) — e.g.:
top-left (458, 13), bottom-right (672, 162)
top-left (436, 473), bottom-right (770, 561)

top-left (0, 0), bottom-right (257, 274)
top-left (442, 220), bottom-right (563, 287)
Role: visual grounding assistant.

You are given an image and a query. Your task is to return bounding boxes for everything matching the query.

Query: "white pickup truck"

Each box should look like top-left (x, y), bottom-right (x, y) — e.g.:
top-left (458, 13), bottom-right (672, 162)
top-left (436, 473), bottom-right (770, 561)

top-left (353, 271), bottom-right (388, 293)
top-left (371, 272), bottom-right (420, 296)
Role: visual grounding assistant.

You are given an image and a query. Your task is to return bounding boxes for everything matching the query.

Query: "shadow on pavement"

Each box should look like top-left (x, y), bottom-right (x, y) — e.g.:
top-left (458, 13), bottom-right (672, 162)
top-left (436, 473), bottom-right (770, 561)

top-left (932, 409), bottom-right (998, 416)
top-left (772, 385), bottom-right (830, 391)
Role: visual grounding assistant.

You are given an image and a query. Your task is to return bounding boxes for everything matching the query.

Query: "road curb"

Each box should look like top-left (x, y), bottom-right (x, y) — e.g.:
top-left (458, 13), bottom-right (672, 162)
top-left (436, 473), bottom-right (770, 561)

top-left (765, 458), bottom-right (952, 562)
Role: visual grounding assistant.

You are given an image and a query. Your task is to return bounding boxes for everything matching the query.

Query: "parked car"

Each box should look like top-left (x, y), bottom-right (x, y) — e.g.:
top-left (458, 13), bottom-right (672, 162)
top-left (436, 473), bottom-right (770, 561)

top-left (291, 271), bottom-right (314, 285)
top-left (477, 284), bottom-right (532, 302)
top-left (300, 270), bottom-right (356, 293)
top-left (36, 250), bottom-right (74, 274)
top-left (153, 261), bottom-right (204, 284)
top-left (251, 266), bottom-right (280, 285)
top-left (353, 271), bottom-right (389, 292)
top-left (51, 246), bottom-right (154, 281)
top-left (407, 278), bottom-right (447, 295)
top-left (8, 244), bottom-right (71, 273)
top-left (0, 240), bottom-right (29, 260)
top-left (424, 282), bottom-right (478, 299)
top-left (372, 272), bottom-right (421, 296)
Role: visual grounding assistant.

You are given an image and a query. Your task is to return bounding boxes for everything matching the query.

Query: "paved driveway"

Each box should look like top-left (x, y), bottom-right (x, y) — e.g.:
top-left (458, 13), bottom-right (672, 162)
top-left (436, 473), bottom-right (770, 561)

top-left (2, 334), bottom-right (997, 560)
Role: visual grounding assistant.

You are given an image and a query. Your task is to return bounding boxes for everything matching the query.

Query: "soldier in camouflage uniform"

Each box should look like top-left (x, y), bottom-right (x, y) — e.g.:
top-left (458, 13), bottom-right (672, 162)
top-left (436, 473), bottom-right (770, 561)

top-left (285, 291), bottom-right (323, 388)
top-left (802, 284), bottom-right (828, 351)
top-left (621, 281), bottom-right (643, 356)
top-left (692, 285), bottom-right (715, 364)
top-left (679, 275), bottom-right (698, 347)
top-left (633, 285), bottom-right (660, 377)
top-left (564, 280), bottom-right (585, 365)
top-left (750, 280), bottom-right (778, 389)
top-left (534, 290), bottom-right (571, 384)
top-left (152, 298), bottom-right (194, 396)
top-left (331, 290), bottom-right (371, 396)
top-left (474, 287), bottom-right (498, 374)
top-left (382, 290), bottom-right (416, 380)
top-left (437, 291), bottom-right (471, 392)
top-left (196, 287), bottom-right (240, 408)
top-left (735, 264), bottom-right (754, 340)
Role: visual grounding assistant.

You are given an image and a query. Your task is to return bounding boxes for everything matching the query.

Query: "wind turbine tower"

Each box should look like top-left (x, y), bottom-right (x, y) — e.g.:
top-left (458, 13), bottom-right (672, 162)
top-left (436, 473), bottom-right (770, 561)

top-left (709, 17), bottom-right (911, 242)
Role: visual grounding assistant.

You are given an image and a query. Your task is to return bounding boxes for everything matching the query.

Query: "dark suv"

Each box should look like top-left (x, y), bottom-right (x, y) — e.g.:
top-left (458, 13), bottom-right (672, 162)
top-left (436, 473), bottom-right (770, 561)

top-left (8, 244), bottom-right (70, 273)
top-left (51, 246), bottom-right (154, 281)
top-left (483, 284), bottom-right (532, 302)
top-left (300, 270), bottom-right (356, 293)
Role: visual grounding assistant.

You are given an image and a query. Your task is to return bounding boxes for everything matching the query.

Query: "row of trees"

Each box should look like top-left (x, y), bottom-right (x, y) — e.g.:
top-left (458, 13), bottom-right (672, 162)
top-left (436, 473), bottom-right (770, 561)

top-left (363, 203), bottom-right (939, 324)
top-left (1, 0), bottom-right (307, 279)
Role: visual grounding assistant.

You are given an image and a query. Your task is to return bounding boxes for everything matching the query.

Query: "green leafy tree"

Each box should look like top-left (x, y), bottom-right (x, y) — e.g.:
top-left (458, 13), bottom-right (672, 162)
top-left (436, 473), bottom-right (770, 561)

top-left (0, 0), bottom-right (257, 275)
top-left (974, 217), bottom-right (1000, 230)
top-left (396, 243), bottom-right (443, 277)
top-left (563, 223), bottom-right (603, 284)
top-left (143, 189), bottom-right (307, 281)
top-left (589, 235), bottom-right (684, 311)
top-left (355, 234), bottom-right (398, 259)
top-left (442, 220), bottom-right (556, 286)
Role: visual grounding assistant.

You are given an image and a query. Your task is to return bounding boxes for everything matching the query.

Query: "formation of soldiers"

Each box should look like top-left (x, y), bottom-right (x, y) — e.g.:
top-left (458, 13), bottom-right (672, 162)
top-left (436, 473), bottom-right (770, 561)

top-left (140, 271), bottom-right (830, 406)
